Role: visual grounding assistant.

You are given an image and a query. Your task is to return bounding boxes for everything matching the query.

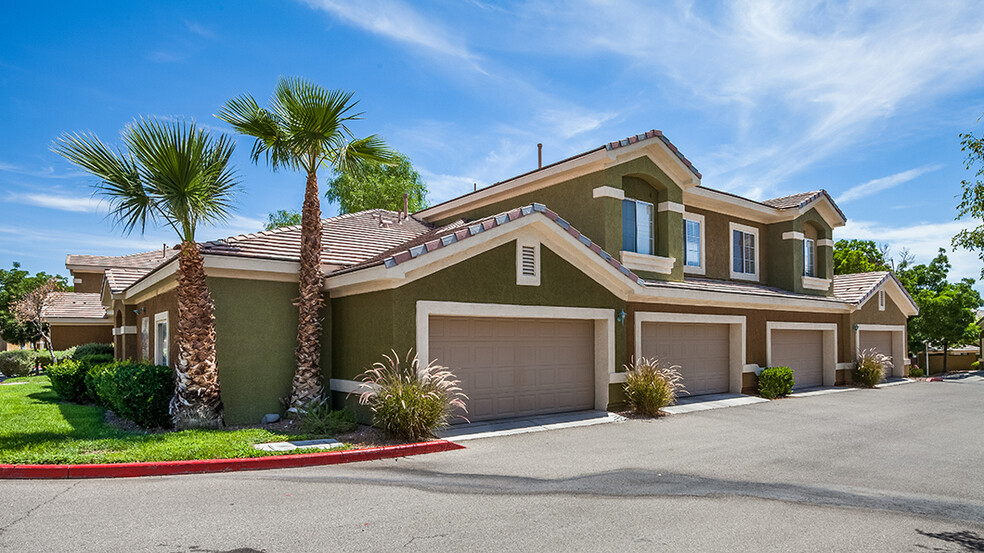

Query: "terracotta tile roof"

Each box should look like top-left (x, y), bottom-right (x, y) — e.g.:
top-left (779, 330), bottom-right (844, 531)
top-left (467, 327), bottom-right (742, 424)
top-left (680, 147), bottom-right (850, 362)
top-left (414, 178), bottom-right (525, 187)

top-left (360, 203), bottom-right (645, 284)
top-left (42, 292), bottom-right (108, 320)
top-left (761, 190), bottom-right (847, 222)
top-left (66, 249), bottom-right (176, 270)
top-left (105, 268), bottom-right (153, 294)
top-left (831, 271), bottom-right (893, 305)
top-left (647, 277), bottom-right (846, 303)
top-left (199, 209), bottom-right (433, 267)
top-left (606, 129), bottom-right (702, 179)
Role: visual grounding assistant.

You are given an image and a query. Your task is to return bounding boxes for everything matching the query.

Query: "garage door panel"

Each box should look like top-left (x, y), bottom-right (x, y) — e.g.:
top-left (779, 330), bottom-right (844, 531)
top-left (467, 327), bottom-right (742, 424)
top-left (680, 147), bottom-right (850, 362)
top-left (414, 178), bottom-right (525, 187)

top-left (771, 329), bottom-right (823, 389)
top-left (430, 316), bottom-right (594, 422)
top-left (641, 322), bottom-right (731, 396)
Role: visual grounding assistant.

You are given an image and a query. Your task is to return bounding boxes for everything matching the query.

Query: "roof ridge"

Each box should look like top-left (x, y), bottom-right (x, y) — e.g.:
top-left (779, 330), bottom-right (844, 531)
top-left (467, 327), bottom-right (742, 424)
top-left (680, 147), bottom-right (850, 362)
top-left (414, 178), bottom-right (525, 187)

top-left (207, 208), bottom-right (408, 246)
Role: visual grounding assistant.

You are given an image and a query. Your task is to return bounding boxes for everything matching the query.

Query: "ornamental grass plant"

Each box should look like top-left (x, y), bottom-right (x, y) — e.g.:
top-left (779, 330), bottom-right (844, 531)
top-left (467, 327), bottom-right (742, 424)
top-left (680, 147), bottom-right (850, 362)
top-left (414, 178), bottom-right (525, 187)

top-left (622, 356), bottom-right (686, 417)
top-left (854, 348), bottom-right (892, 388)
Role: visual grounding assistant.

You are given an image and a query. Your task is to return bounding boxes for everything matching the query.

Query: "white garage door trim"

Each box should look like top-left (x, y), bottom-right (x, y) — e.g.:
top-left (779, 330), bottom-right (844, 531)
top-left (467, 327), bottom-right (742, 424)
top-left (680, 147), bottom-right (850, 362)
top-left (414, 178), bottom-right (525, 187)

top-left (633, 312), bottom-right (746, 394)
top-left (766, 322), bottom-right (837, 387)
top-left (416, 300), bottom-right (616, 411)
top-left (855, 324), bottom-right (906, 378)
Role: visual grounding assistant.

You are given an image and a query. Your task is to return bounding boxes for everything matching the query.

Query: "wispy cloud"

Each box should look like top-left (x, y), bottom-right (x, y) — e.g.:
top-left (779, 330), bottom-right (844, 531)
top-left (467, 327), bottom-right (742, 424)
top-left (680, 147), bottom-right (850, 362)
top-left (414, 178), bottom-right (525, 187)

top-left (0, 161), bottom-right (87, 179)
top-left (10, 192), bottom-right (104, 213)
top-left (836, 165), bottom-right (943, 204)
top-left (183, 20), bottom-right (216, 40)
top-left (302, 0), bottom-right (484, 72)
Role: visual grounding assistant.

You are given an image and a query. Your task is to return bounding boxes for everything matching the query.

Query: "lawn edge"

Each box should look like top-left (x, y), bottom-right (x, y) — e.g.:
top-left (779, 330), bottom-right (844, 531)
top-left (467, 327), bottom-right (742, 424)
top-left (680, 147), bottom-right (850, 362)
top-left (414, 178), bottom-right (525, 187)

top-left (0, 440), bottom-right (465, 479)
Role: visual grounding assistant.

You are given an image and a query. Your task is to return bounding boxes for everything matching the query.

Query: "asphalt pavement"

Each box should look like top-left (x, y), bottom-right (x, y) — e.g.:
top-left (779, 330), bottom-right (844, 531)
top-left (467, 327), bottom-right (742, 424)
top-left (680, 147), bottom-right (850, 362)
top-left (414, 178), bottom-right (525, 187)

top-left (2, 378), bottom-right (982, 552)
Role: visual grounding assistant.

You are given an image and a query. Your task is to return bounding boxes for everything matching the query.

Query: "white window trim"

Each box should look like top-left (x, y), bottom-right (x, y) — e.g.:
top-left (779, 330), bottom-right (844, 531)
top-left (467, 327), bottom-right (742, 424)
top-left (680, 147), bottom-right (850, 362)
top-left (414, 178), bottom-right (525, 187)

top-left (729, 222), bottom-right (760, 282)
top-left (855, 324), bottom-right (906, 378)
top-left (413, 301), bottom-right (617, 412)
top-left (516, 239), bottom-right (541, 286)
top-left (765, 321), bottom-right (838, 387)
top-left (801, 275), bottom-right (831, 291)
top-left (619, 250), bottom-right (675, 275)
top-left (683, 212), bottom-right (705, 275)
top-left (153, 311), bottom-right (169, 366)
top-left (623, 197), bottom-right (655, 256)
top-left (634, 312), bottom-right (747, 394)
top-left (803, 237), bottom-right (816, 277)
top-left (592, 186), bottom-right (624, 200)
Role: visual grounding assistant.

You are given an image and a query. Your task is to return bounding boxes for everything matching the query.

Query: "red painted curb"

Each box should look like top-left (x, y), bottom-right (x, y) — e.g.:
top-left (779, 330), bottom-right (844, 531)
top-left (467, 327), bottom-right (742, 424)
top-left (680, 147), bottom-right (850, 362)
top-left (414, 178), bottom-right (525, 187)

top-left (0, 440), bottom-right (465, 479)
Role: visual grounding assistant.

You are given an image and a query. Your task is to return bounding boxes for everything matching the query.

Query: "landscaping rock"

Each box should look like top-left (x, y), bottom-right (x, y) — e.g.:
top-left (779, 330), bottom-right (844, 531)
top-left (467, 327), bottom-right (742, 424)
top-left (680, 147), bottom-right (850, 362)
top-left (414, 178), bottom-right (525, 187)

top-left (261, 413), bottom-right (280, 424)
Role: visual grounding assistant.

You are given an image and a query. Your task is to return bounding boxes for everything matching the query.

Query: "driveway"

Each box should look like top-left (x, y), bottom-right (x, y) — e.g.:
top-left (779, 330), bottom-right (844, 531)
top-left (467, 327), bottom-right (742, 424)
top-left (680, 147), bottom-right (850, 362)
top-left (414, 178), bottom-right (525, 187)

top-left (1, 379), bottom-right (982, 553)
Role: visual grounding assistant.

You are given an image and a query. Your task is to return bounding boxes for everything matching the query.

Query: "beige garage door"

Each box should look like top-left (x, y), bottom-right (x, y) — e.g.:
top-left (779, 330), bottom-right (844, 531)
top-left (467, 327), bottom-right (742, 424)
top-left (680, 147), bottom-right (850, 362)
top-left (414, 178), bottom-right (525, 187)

top-left (641, 322), bottom-right (730, 396)
top-left (860, 331), bottom-right (895, 380)
top-left (429, 316), bottom-right (595, 422)
top-left (771, 329), bottom-right (823, 389)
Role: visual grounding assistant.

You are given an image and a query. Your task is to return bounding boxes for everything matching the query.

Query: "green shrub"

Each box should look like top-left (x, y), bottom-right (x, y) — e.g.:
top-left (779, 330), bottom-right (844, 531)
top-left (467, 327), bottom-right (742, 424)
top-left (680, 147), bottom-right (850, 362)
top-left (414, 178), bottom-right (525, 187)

top-left (47, 359), bottom-right (90, 403)
top-left (89, 362), bottom-right (174, 429)
top-left (854, 348), bottom-right (891, 388)
top-left (622, 356), bottom-right (686, 416)
top-left (759, 366), bottom-right (795, 399)
top-left (84, 362), bottom-right (114, 406)
top-left (0, 350), bottom-right (37, 378)
top-left (972, 361), bottom-right (980, 371)
top-left (908, 365), bottom-right (925, 378)
top-left (72, 343), bottom-right (114, 359)
top-left (299, 401), bottom-right (358, 436)
top-left (76, 353), bottom-right (115, 366)
top-left (356, 350), bottom-right (467, 442)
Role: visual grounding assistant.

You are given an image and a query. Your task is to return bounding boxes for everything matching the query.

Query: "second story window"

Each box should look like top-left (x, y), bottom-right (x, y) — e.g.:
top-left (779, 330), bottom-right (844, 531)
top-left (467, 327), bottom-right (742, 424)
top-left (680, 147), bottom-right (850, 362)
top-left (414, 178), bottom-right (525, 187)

top-left (803, 238), bottom-right (816, 277)
top-left (622, 199), bottom-right (654, 255)
top-left (683, 213), bottom-right (705, 274)
top-left (730, 222), bottom-right (759, 280)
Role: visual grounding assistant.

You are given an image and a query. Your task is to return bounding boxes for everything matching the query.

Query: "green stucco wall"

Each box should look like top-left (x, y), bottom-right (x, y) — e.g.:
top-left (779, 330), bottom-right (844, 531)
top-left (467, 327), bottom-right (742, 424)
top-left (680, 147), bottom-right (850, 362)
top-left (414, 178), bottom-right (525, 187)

top-left (209, 277), bottom-right (302, 425)
top-left (329, 241), bottom-right (628, 417)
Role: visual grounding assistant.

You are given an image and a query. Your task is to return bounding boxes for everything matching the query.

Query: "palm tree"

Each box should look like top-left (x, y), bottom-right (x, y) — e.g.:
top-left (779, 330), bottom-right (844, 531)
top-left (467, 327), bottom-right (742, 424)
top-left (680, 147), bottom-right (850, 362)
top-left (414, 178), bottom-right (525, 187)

top-left (54, 118), bottom-right (239, 429)
top-left (217, 77), bottom-right (393, 413)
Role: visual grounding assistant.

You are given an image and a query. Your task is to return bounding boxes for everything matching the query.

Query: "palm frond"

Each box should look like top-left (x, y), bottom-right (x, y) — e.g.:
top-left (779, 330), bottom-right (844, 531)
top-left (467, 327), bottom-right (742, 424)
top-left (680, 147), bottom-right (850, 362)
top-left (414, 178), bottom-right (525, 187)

top-left (216, 94), bottom-right (291, 170)
top-left (329, 134), bottom-right (397, 174)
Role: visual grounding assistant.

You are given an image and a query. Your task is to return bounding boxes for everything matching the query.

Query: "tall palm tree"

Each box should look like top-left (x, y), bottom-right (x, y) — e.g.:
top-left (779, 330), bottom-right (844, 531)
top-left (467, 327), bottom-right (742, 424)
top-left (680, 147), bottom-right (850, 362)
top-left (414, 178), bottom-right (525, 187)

top-left (217, 77), bottom-right (393, 413)
top-left (54, 118), bottom-right (239, 429)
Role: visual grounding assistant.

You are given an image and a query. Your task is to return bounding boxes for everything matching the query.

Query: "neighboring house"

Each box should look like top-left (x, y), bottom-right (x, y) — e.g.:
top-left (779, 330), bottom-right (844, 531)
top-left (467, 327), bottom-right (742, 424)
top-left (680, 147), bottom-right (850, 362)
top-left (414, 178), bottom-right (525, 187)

top-left (44, 249), bottom-right (176, 351)
top-left (919, 346), bottom-right (979, 374)
top-left (95, 129), bottom-right (918, 425)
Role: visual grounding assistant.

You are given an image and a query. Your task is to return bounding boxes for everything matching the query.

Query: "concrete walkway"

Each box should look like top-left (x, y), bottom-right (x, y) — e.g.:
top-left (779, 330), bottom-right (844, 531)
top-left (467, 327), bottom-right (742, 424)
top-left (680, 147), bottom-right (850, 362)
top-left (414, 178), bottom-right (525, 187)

top-left (437, 410), bottom-right (624, 441)
top-left (662, 393), bottom-right (769, 414)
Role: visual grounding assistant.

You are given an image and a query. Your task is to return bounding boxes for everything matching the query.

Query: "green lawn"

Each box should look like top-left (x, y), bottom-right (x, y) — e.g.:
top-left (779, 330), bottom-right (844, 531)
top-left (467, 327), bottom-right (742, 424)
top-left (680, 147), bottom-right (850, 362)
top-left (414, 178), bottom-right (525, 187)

top-left (0, 376), bottom-right (347, 465)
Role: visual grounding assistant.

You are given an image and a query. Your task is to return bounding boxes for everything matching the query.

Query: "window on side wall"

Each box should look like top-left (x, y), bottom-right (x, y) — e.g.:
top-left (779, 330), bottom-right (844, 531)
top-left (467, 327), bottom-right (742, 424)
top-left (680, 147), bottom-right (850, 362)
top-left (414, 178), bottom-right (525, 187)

top-left (803, 238), bottom-right (816, 277)
top-left (154, 312), bottom-right (169, 367)
top-left (622, 198), bottom-right (654, 255)
top-left (730, 223), bottom-right (758, 280)
top-left (683, 214), bottom-right (705, 274)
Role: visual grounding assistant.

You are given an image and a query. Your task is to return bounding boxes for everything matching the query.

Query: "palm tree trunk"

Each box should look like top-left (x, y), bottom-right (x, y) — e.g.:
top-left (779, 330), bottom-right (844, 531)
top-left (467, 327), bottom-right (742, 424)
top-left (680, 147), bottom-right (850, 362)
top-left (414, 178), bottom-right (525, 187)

top-left (170, 241), bottom-right (223, 429)
top-left (289, 171), bottom-right (325, 412)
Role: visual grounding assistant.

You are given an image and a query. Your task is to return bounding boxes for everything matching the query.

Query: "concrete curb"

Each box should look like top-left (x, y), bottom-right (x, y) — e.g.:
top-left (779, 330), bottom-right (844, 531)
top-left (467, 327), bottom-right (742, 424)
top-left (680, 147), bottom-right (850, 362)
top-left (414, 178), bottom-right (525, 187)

top-left (0, 440), bottom-right (465, 479)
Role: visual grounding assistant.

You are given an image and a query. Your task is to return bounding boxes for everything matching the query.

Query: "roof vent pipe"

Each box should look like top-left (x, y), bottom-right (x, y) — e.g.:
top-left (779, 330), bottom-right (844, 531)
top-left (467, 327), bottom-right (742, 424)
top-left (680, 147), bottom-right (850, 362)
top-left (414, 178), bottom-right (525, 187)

top-left (402, 193), bottom-right (408, 220)
top-left (537, 143), bottom-right (543, 169)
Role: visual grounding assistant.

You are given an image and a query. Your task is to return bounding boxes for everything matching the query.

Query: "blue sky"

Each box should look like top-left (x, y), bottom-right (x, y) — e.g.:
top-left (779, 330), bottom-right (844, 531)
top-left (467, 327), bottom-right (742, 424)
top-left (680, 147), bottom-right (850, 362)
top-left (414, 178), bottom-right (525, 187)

top-left (2, 0), bottom-right (984, 287)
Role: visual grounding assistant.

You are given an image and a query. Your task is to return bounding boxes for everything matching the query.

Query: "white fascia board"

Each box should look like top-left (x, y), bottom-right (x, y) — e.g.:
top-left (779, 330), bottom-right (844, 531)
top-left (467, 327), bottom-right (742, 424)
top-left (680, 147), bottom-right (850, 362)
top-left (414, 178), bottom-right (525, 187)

top-left (47, 317), bottom-right (113, 326)
top-left (797, 196), bottom-right (847, 228)
top-left (604, 140), bottom-right (701, 189)
top-left (857, 278), bottom-right (919, 317)
top-left (628, 288), bottom-right (852, 313)
top-left (124, 255), bottom-right (301, 300)
top-left (684, 188), bottom-right (847, 230)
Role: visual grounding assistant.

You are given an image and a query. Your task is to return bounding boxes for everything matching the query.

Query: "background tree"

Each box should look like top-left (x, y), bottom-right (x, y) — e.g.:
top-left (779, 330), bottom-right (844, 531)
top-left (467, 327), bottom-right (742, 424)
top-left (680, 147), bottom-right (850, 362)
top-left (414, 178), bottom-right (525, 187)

top-left (264, 210), bottom-right (302, 230)
top-left (325, 152), bottom-right (428, 214)
top-left (55, 118), bottom-right (239, 429)
top-left (0, 263), bottom-right (68, 347)
top-left (13, 278), bottom-right (62, 363)
top-left (833, 239), bottom-right (891, 274)
top-left (218, 77), bottom-right (394, 413)
top-left (952, 115), bottom-right (984, 276)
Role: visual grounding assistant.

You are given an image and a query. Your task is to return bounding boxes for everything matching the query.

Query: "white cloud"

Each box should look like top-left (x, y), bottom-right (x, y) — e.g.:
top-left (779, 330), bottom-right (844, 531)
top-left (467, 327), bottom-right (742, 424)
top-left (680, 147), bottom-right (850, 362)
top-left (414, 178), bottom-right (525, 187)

top-left (840, 218), bottom-right (984, 287)
top-left (10, 193), bottom-right (104, 213)
top-left (537, 108), bottom-right (617, 140)
top-left (836, 165), bottom-right (943, 204)
top-left (302, 0), bottom-right (483, 71)
top-left (0, 161), bottom-right (87, 179)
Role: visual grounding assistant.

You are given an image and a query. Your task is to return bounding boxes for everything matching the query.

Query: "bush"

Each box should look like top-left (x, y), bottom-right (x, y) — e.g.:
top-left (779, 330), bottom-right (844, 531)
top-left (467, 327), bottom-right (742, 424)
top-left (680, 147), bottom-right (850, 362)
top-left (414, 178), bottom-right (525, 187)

top-left (299, 401), bottom-right (358, 436)
top-left (72, 343), bottom-right (114, 359)
top-left (47, 359), bottom-right (90, 403)
top-left (356, 350), bottom-right (467, 442)
top-left (622, 357), bottom-right (686, 416)
top-left (84, 362), bottom-right (112, 406)
top-left (89, 362), bottom-right (174, 429)
top-left (0, 350), bottom-right (37, 378)
top-left (908, 365), bottom-right (925, 378)
top-left (972, 361), bottom-right (980, 371)
top-left (854, 348), bottom-right (891, 388)
top-left (759, 366), bottom-right (795, 399)
top-left (75, 353), bottom-right (115, 366)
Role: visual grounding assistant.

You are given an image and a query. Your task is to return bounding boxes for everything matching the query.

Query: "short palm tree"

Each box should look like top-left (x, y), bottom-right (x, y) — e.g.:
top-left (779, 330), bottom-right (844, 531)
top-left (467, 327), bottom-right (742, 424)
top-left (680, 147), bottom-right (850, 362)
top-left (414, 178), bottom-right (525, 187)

top-left (217, 77), bottom-right (393, 413)
top-left (54, 118), bottom-right (239, 429)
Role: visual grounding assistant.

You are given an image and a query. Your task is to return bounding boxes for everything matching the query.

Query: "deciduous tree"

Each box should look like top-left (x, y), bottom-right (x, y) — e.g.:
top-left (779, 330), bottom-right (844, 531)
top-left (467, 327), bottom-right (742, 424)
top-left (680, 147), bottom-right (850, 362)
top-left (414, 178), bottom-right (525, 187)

top-left (325, 153), bottom-right (427, 214)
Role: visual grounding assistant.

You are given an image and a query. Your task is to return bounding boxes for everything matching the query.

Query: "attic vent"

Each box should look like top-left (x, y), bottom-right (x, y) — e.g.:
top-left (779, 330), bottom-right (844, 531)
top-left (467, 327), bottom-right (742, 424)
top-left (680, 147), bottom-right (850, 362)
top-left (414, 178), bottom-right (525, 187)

top-left (516, 240), bottom-right (540, 286)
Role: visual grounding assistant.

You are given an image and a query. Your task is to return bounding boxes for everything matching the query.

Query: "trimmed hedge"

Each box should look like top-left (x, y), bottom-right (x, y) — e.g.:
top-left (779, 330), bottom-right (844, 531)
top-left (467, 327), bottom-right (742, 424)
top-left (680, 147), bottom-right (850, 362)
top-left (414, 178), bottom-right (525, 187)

top-left (0, 350), bottom-right (36, 378)
top-left (72, 343), bottom-right (114, 359)
top-left (88, 362), bottom-right (174, 429)
top-left (47, 359), bottom-right (89, 403)
top-left (759, 366), bottom-right (795, 399)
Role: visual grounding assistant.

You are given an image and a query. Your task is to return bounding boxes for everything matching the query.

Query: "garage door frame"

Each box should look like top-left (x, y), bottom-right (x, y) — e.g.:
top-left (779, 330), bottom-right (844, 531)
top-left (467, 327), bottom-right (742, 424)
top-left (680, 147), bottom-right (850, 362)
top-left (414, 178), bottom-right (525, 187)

top-left (855, 324), bottom-right (906, 378)
top-left (416, 300), bottom-right (616, 412)
top-left (633, 312), bottom-right (746, 394)
top-left (766, 321), bottom-right (837, 387)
